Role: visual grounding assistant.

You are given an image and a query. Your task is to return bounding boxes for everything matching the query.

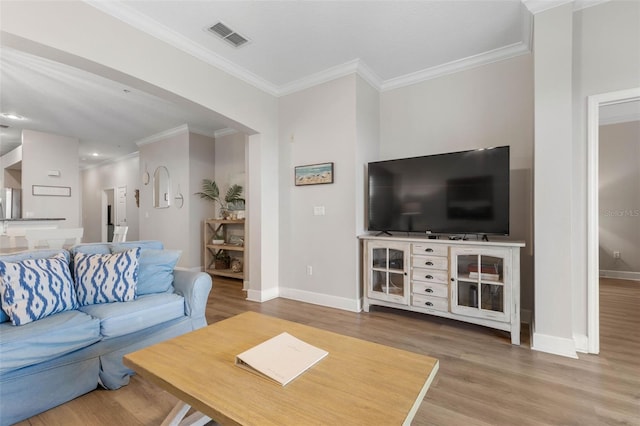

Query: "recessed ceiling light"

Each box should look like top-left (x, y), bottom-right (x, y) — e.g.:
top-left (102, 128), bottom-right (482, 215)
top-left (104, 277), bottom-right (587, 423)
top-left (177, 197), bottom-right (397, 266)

top-left (92, 153), bottom-right (99, 157)
top-left (1, 113), bottom-right (25, 120)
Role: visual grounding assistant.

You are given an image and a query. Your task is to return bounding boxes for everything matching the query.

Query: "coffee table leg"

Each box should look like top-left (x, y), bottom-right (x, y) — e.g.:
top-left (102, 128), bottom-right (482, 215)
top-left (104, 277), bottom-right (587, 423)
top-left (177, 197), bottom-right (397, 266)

top-left (161, 401), bottom-right (214, 426)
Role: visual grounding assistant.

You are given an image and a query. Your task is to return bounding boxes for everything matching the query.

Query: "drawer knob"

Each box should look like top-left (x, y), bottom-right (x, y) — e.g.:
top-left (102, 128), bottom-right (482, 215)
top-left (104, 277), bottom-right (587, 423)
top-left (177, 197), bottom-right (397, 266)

top-left (425, 301), bottom-right (433, 307)
top-left (425, 248), bottom-right (434, 252)
top-left (425, 288), bottom-right (433, 293)
top-left (425, 274), bottom-right (433, 279)
top-left (451, 278), bottom-right (455, 282)
top-left (425, 261), bottom-right (434, 266)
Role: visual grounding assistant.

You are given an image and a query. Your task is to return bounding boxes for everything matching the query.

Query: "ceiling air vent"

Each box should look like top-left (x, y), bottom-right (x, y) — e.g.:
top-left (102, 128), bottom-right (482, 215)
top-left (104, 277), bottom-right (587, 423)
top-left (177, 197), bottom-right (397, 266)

top-left (208, 22), bottom-right (250, 48)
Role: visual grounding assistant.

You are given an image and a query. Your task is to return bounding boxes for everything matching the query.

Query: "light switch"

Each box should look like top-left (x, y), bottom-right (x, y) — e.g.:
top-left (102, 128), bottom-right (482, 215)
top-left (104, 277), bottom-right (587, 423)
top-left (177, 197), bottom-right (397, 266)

top-left (313, 206), bottom-right (325, 216)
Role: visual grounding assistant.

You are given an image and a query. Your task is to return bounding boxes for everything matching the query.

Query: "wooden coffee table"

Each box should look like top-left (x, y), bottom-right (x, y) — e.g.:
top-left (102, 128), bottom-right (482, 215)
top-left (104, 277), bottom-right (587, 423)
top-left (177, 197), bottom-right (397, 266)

top-left (123, 311), bottom-right (439, 426)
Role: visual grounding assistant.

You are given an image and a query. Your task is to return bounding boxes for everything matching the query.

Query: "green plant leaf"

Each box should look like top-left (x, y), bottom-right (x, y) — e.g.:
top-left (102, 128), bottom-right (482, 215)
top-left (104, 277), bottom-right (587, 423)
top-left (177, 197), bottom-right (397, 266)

top-left (225, 184), bottom-right (244, 203)
top-left (194, 179), bottom-right (220, 204)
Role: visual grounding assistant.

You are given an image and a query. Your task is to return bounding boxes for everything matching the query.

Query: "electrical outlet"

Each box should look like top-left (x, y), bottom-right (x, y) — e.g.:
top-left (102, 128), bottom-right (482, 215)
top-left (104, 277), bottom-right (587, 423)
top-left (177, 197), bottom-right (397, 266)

top-left (306, 265), bottom-right (313, 275)
top-left (613, 251), bottom-right (621, 259)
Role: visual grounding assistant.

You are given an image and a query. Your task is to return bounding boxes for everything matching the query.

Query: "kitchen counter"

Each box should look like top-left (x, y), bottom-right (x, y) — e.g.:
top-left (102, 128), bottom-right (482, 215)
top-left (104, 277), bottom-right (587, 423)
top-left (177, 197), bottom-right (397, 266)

top-left (1, 218), bottom-right (66, 251)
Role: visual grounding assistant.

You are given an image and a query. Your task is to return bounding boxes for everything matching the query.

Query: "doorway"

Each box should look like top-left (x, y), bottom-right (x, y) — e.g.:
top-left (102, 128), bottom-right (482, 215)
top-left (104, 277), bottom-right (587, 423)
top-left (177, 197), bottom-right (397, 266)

top-left (102, 188), bottom-right (115, 242)
top-left (587, 87), bottom-right (640, 354)
top-left (101, 186), bottom-right (128, 242)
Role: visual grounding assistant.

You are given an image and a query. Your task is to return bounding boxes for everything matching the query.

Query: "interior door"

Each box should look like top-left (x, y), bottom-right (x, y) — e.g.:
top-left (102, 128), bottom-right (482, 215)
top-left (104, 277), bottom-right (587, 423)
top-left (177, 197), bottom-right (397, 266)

top-left (116, 186), bottom-right (127, 226)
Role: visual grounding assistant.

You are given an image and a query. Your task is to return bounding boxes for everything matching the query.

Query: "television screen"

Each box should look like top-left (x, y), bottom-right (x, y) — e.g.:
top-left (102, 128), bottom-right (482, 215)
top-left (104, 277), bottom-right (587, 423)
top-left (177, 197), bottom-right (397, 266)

top-left (367, 146), bottom-right (510, 235)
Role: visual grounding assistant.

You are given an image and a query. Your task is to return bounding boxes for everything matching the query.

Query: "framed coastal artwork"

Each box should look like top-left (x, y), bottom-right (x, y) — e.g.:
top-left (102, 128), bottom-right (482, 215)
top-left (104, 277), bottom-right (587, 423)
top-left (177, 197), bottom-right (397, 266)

top-left (294, 162), bottom-right (334, 186)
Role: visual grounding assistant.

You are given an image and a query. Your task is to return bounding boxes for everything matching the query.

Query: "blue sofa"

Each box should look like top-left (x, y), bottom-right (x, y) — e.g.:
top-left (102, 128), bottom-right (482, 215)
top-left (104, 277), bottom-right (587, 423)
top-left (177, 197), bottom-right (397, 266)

top-left (0, 241), bottom-right (212, 425)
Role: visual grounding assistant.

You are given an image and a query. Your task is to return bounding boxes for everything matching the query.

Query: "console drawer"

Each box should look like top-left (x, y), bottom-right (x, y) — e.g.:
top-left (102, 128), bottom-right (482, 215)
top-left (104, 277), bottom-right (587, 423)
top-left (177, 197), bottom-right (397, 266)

top-left (412, 282), bottom-right (448, 298)
top-left (412, 294), bottom-right (448, 312)
top-left (412, 255), bottom-right (448, 270)
top-left (412, 244), bottom-right (448, 257)
top-left (411, 269), bottom-right (448, 284)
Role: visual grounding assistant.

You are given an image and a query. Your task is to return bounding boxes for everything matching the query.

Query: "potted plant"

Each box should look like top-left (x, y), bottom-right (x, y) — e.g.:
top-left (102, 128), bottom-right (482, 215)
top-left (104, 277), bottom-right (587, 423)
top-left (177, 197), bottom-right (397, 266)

top-left (195, 179), bottom-right (245, 219)
top-left (214, 251), bottom-right (230, 270)
top-left (212, 231), bottom-right (225, 245)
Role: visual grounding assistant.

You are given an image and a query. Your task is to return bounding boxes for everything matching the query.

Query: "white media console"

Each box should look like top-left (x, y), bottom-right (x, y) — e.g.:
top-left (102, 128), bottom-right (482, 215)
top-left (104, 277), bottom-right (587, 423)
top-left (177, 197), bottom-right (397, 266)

top-left (360, 235), bottom-right (525, 345)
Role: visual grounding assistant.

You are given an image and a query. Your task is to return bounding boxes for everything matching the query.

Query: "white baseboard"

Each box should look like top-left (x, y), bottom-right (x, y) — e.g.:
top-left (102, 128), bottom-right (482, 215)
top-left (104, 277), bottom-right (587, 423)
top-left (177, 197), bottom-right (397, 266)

top-left (531, 331), bottom-right (579, 358)
top-left (278, 287), bottom-right (361, 313)
top-left (245, 287), bottom-right (279, 303)
top-left (599, 270), bottom-right (640, 281)
top-left (573, 333), bottom-right (589, 353)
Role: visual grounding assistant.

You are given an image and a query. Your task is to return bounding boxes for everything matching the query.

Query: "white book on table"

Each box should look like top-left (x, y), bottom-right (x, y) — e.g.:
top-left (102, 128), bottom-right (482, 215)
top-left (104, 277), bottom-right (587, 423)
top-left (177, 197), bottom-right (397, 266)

top-left (235, 332), bottom-right (328, 386)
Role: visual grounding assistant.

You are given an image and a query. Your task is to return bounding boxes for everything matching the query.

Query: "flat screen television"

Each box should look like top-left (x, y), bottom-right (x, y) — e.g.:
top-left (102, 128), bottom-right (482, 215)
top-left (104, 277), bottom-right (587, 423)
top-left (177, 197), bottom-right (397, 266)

top-left (367, 146), bottom-right (510, 236)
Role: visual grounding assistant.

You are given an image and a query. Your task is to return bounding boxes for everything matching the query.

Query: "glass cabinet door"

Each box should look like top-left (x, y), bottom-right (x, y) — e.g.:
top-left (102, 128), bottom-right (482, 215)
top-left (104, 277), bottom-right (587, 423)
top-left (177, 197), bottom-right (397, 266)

top-left (451, 248), bottom-right (510, 321)
top-left (368, 243), bottom-right (408, 304)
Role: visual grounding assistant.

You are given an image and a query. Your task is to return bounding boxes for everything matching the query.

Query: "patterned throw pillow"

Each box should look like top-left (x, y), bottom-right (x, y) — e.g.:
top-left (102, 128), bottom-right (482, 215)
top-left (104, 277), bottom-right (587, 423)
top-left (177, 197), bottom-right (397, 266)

top-left (0, 253), bottom-right (78, 326)
top-left (74, 248), bottom-right (140, 306)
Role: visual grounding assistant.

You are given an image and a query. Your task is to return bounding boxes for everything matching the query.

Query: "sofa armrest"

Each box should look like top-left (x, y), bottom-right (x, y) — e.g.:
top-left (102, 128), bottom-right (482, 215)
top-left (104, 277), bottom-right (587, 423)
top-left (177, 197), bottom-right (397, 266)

top-left (172, 270), bottom-right (212, 321)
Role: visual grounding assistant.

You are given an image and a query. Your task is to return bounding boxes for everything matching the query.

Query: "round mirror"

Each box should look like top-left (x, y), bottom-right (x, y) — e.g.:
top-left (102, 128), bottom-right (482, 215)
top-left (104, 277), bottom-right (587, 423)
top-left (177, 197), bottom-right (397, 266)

top-left (153, 166), bottom-right (171, 208)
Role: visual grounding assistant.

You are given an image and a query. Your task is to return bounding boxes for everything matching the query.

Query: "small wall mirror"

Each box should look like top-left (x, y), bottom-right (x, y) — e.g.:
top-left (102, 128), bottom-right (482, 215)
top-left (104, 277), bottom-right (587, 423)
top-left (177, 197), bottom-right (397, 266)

top-left (153, 166), bottom-right (171, 209)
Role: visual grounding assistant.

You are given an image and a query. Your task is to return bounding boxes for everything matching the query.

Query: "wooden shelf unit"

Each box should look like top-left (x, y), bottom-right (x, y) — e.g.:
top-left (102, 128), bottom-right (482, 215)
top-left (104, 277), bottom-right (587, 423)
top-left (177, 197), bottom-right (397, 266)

top-left (204, 219), bottom-right (245, 280)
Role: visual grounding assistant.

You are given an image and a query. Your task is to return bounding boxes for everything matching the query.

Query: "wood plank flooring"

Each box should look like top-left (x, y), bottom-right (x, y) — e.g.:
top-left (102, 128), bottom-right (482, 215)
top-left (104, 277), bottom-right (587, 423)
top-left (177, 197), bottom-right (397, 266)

top-left (15, 277), bottom-right (640, 425)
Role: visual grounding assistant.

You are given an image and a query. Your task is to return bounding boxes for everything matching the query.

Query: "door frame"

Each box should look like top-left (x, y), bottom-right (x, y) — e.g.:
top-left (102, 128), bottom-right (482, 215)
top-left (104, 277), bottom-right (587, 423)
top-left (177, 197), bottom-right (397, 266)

top-left (586, 87), bottom-right (640, 354)
top-left (101, 187), bottom-right (116, 243)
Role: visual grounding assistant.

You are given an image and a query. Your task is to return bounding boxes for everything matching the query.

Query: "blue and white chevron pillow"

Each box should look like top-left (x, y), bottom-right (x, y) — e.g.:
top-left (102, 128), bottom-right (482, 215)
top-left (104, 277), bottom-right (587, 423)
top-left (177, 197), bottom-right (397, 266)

top-left (74, 248), bottom-right (140, 306)
top-left (0, 253), bottom-right (78, 326)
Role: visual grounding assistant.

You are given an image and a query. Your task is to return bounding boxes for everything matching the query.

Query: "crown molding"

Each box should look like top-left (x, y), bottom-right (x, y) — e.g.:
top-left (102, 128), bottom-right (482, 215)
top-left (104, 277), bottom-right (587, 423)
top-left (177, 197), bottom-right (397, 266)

top-left (87, 0), bottom-right (535, 97)
top-left (85, 0), bottom-right (279, 97)
top-left (278, 59), bottom-right (383, 96)
top-left (81, 150), bottom-right (139, 171)
top-left (522, 0), bottom-right (609, 14)
top-left (522, 0), bottom-right (574, 14)
top-left (135, 124), bottom-right (189, 147)
top-left (573, 0), bottom-right (610, 11)
top-left (381, 42), bottom-right (531, 92)
top-left (213, 128), bottom-right (238, 138)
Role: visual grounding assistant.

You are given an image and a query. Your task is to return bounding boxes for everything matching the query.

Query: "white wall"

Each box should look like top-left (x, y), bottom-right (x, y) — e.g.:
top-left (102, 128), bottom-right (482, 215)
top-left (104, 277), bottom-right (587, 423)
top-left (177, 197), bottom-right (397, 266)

top-left (278, 75), bottom-right (361, 309)
top-left (1, 0), bottom-right (280, 299)
top-left (215, 132), bottom-right (246, 195)
top-left (139, 128), bottom-right (215, 269)
top-left (81, 153), bottom-right (140, 242)
top-left (380, 54), bottom-right (535, 312)
top-left (21, 129), bottom-right (80, 227)
top-left (532, 3), bottom-right (575, 357)
top-left (598, 120), bottom-right (640, 275)
top-left (1, 146), bottom-right (22, 189)
top-left (189, 131), bottom-right (218, 268)
top-left (570, 0), bottom-right (640, 345)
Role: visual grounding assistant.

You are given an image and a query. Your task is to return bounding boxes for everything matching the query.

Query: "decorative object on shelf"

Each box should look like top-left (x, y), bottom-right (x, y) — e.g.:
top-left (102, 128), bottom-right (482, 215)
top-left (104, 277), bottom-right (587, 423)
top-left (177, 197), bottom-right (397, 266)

top-left (214, 251), bottom-right (230, 270)
top-left (204, 218), bottom-right (246, 280)
top-left (228, 235), bottom-right (244, 246)
top-left (295, 162), bottom-right (334, 186)
top-left (230, 258), bottom-right (243, 273)
top-left (212, 231), bottom-right (225, 245)
top-left (195, 179), bottom-right (245, 219)
top-left (134, 189), bottom-right (140, 207)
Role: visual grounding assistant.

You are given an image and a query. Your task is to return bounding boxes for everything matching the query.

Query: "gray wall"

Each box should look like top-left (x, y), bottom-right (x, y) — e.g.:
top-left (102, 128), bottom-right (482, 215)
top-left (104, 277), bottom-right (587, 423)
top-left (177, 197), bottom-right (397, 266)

top-left (81, 154), bottom-right (140, 243)
top-left (599, 120), bottom-right (640, 276)
top-left (380, 54), bottom-right (534, 313)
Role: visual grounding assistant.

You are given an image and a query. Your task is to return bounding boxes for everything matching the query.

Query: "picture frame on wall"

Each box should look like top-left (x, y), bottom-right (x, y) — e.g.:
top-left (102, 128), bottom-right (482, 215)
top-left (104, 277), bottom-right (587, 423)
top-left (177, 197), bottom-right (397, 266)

top-left (32, 185), bottom-right (71, 197)
top-left (294, 162), bottom-right (334, 186)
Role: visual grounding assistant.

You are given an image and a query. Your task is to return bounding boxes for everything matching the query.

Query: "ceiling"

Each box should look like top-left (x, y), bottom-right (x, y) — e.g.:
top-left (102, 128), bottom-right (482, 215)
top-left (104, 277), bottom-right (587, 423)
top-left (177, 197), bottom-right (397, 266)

top-left (0, 1), bottom-right (546, 168)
